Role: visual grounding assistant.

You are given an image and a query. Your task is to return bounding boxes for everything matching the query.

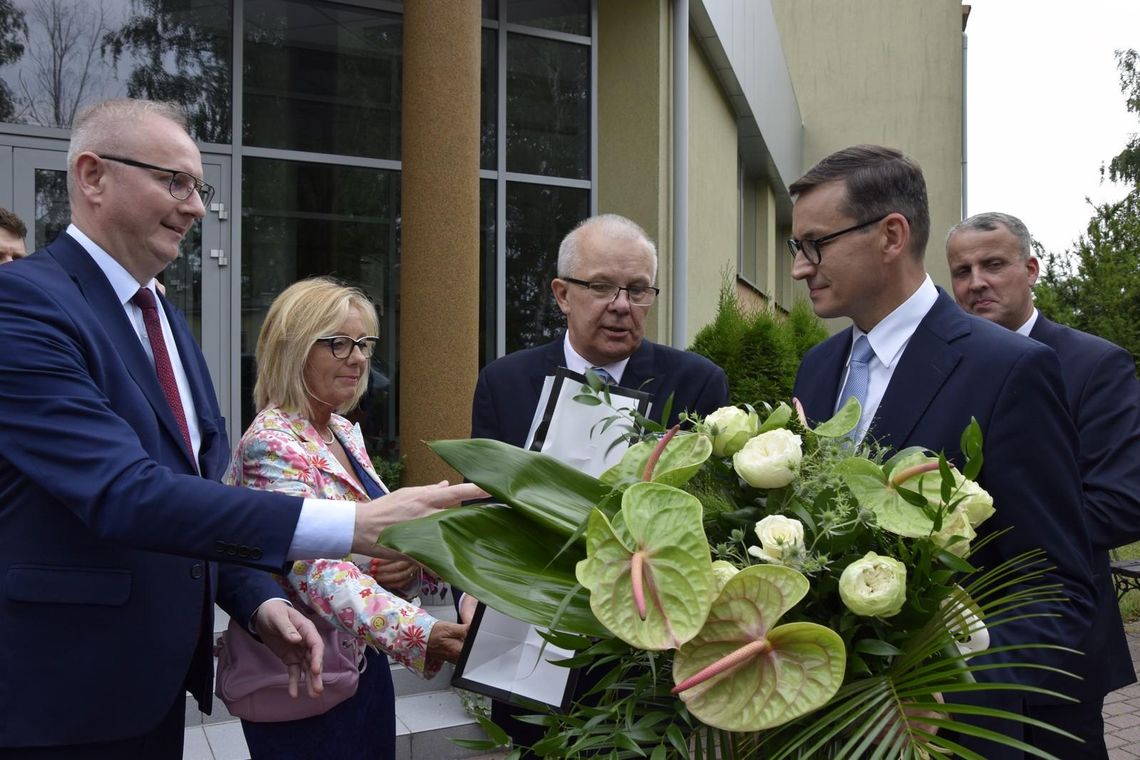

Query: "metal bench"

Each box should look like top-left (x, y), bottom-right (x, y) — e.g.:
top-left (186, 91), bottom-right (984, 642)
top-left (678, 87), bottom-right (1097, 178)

top-left (1111, 559), bottom-right (1140, 601)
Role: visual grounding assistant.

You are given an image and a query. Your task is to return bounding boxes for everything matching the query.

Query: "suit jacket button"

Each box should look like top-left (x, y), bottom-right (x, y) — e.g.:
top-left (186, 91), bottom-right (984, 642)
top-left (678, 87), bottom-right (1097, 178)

top-left (190, 563), bottom-right (204, 579)
top-left (251, 548), bottom-right (263, 560)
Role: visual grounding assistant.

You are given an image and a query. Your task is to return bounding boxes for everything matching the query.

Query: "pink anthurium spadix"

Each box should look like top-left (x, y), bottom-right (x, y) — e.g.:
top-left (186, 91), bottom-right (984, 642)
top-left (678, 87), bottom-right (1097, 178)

top-left (575, 481), bottom-right (716, 650)
top-left (599, 431), bottom-right (712, 489)
top-left (672, 565), bottom-right (846, 732)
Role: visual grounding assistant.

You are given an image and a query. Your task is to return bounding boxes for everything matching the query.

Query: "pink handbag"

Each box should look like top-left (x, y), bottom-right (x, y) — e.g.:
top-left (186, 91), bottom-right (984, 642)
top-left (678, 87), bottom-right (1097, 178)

top-left (215, 612), bottom-right (365, 723)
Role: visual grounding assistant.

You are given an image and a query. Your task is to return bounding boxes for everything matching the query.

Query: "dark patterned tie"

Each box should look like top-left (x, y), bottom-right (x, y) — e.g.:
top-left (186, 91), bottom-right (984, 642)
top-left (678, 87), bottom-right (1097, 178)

top-left (132, 287), bottom-right (194, 456)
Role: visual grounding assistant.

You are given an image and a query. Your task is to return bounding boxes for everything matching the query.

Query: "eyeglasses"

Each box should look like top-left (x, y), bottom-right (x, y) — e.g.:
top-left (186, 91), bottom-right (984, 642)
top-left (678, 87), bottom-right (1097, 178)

top-left (315, 335), bottom-right (379, 359)
top-left (562, 277), bottom-right (660, 307)
top-left (98, 155), bottom-right (215, 207)
top-left (786, 214), bottom-right (890, 265)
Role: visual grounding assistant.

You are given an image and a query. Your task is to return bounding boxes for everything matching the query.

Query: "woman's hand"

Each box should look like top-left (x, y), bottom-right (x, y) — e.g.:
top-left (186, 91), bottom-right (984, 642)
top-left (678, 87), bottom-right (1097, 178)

top-left (426, 620), bottom-right (468, 663)
top-left (370, 558), bottom-right (421, 593)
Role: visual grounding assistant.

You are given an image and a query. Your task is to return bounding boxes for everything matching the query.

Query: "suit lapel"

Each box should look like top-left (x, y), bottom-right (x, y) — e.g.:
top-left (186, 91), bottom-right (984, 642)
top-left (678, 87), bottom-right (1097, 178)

top-left (798, 331), bottom-right (850, 424)
top-left (48, 234), bottom-right (198, 469)
top-left (870, 291), bottom-right (967, 451)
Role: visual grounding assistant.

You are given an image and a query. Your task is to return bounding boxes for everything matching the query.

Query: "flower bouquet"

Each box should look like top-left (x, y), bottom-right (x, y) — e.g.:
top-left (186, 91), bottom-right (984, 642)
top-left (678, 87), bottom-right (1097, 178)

top-left (379, 389), bottom-right (1076, 759)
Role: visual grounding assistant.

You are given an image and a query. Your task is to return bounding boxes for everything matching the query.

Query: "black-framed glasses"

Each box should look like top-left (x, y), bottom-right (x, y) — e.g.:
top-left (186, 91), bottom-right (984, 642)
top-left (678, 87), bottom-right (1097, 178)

top-left (786, 213), bottom-right (890, 265)
top-left (98, 155), bottom-right (215, 207)
top-left (562, 277), bottom-right (660, 307)
top-left (315, 335), bottom-right (379, 359)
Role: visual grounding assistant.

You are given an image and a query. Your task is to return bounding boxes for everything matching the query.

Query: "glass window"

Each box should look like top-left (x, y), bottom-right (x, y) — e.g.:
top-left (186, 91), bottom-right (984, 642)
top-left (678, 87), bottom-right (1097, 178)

top-left (504, 181), bottom-right (588, 353)
top-left (506, 34), bottom-right (589, 179)
top-left (507, 0), bottom-right (588, 36)
top-left (243, 0), bottom-right (401, 159)
top-left (32, 168), bottom-right (68, 250)
top-left (482, 0), bottom-right (497, 20)
top-left (241, 157), bottom-right (400, 457)
top-left (481, 28), bottom-right (496, 170)
top-left (0, 0), bottom-right (231, 142)
top-left (739, 171), bottom-right (758, 284)
top-left (479, 179), bottom-right (497, 366)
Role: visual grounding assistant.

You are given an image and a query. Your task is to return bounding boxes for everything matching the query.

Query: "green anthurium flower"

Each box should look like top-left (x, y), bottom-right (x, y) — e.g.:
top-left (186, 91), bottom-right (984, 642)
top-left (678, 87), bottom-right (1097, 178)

top-left (599, 432), bottom-right (712, 488)
top-left (575, 482), bottom-right (715, 650)
top-left (811, 396), bottom-right (861, 438)
top-left (672, 565), bottom-right (846, 732)
top-left (836, 456), bottom-right (935, 537)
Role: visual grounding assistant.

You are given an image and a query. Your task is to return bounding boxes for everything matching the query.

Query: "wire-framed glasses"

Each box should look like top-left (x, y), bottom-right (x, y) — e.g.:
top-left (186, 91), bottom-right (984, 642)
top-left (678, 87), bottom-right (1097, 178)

top-left (562, 277), bottom-right (660, 306)
top-left (98, 155), bottom-right (216, 207)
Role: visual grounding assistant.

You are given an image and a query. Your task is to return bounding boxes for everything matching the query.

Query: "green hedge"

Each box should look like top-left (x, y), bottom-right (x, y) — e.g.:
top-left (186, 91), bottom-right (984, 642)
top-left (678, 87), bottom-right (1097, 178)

top-left (688, 282), bottom-right (827, 407)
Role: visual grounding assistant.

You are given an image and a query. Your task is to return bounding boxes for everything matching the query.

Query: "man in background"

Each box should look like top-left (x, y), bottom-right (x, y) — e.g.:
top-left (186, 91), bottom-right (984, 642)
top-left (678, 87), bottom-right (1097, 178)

top-left (464, 213), bottom-right (729, 754)
top-left (0, 205), bottom-right (27, 263)
top-left (789, 145), bottom-right (1095, 758)
top-left (947, 211), bottom-right (1140, 758)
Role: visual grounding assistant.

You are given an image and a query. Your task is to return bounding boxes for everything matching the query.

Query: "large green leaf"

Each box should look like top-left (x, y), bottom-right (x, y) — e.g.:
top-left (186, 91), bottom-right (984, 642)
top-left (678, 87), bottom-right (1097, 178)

top-left (575, 482), bottom-right (715, 649)
top-left (837, 456), bottom-right (935, 537)
top-left (377, 503), bottom-right (607, 637)
top-left (812, 397), bottom-right (861, 438)
top-left (599, 432), bottom-right (713, 488)
top-left (672, 565), bottom-right (846, 731)
top-left (429, 438), bottom-right (612, 537)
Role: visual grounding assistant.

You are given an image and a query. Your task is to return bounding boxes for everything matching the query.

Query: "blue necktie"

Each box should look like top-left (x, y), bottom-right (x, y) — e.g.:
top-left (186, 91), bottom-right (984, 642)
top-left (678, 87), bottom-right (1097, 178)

top-left (590, 367), bottom-right (615, 386)
top-left (837, 335), bottom-right (874, 420)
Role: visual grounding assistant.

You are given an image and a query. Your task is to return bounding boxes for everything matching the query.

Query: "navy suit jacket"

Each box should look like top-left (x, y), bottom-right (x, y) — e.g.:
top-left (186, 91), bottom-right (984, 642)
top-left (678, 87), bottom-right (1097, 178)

top-left (793, 291), bottom-right (1096, 702)
top-left (0, 233), bottom-right (304, 747)
top-left (1029, 315), bottom-right (1139, 695)
top-left (1030, 316), bottom-right (1140, 551)
top-left (471, 335), bottom-right (730, 446)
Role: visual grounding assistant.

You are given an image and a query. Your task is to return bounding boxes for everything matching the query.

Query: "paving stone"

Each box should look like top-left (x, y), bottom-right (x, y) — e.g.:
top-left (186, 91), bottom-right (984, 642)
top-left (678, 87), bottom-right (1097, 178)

top-left (203, 721), bottom-right (250, 760)
top-left (1106, 700), bottom-right (1136, 716)
top-left (1106, 711), bottom-right (1140, 729)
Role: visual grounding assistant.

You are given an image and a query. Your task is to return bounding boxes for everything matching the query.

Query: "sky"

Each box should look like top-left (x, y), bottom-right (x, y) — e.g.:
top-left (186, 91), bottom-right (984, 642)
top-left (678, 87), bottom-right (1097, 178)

top-left (964, 0), bottom-right (1140, 255)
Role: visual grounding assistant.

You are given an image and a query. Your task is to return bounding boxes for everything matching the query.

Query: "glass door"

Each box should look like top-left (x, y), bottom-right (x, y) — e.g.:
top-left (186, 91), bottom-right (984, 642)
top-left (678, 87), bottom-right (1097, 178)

top-left (7, 146), bottom-right (236, 424)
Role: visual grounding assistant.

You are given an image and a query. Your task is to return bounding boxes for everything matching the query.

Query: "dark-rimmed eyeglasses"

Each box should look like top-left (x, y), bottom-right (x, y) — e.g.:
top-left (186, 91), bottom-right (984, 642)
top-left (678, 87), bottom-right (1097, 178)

top-left (562, 277), bottom-right (660, 307)
top-left (786, 213), bottom-right (890, 265)
top-left (98, 155), bottom-right (215, 207)
top-left (315, 335), bottom-right (379, 359)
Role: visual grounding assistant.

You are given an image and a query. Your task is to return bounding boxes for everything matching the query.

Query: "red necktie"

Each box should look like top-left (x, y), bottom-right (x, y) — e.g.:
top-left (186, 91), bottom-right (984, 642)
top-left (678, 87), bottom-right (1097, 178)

top-left (131, 287), bottom-right (194, 456)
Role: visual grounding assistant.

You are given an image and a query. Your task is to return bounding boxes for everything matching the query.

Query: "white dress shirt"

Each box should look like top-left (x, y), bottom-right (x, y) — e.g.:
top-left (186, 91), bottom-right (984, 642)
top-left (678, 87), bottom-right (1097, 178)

top-left (563, 333), bottom-right (632, 384)
top-left (836, 275), bottom-right (939, 443)
top-left (1016, 308), bottom-right (1040, 337)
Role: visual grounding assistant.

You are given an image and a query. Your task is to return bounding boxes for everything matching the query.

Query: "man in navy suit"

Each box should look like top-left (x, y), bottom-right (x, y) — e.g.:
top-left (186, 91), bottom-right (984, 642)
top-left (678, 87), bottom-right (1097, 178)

top-left (0, 99), bottom-right (480, 758)
top-left (464, 213), bottom-right (729, 754)
top-left (947, 211), bottom-right (1140, 758)
top-left (788, 145), bottom-right (1096, 758)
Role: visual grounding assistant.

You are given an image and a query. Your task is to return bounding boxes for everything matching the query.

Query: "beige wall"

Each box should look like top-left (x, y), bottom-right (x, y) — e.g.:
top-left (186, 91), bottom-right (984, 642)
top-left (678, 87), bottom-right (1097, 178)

top-left (686, 36), bottom-right (740, 341)
top-left (596, 0), bottom-right (670, 344)
top-left (771, 0), bottom-right (964, 294)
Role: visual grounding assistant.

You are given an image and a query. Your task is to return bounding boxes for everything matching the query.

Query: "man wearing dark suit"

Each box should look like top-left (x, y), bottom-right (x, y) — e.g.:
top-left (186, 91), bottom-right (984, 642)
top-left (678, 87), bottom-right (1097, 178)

top-left (464, 213), bottom-right (729, 754)
top-left (788, 146), bottom-right (1096, 758)
top-left (0, 99), bottom-right (480, 758)
top-left (947, 211), bottom-right (1140, 758)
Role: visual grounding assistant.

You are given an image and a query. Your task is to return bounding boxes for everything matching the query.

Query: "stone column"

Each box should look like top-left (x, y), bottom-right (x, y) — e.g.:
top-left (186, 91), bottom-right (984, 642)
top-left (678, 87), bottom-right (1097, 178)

top-left (399, 0), bottom-right (481, 485)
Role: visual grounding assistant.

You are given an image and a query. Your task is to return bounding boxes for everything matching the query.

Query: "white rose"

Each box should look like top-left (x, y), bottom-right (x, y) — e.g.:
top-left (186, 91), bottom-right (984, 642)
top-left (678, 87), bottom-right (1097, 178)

top-left (956, 477), bottom-right (995, 528)
top-left (839, 552), bottom-right (908, 618)
top-left (733, 428), bottom-right (803, 488)
top-left (703, 406), bottom-right (759, 457)
top-left (931, 505), bottom-right (976, 557)
top-left (747, 514), bottom-right (805, 565)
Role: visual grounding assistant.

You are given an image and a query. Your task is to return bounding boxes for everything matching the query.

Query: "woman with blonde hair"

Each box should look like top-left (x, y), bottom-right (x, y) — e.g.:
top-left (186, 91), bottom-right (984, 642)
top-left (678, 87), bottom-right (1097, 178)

top-left (224, 276), bottom-right (465, 758)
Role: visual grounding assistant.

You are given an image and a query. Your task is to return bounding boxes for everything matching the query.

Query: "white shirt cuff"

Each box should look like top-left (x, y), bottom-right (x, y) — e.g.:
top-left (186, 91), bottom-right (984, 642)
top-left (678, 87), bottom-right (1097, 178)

top-left (287, 498), bottom-right (355, 560)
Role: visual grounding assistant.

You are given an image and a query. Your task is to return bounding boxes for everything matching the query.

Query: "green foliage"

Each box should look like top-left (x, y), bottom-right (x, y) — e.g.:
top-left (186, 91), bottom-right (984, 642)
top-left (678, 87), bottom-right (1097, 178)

top-left (1104, 49), bottom-right (1140, 186)
top-left (688, 283), bottom-right (827, 406)
top-left (1035, 189), bottom-right (1140, 372)
top-left (370, 454), bottom-right (405, 489)
top-left (1036, 48), bottom-right (1140, 373)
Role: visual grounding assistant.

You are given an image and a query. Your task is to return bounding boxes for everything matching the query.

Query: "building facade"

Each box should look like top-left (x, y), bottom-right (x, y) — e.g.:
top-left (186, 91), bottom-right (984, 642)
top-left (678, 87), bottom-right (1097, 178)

top-left (0, 0), bottom-right (966, 482)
